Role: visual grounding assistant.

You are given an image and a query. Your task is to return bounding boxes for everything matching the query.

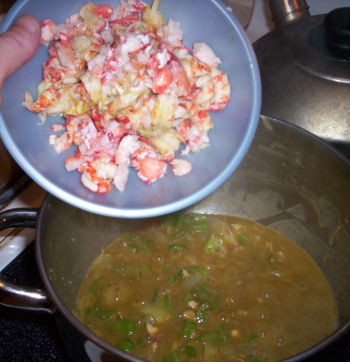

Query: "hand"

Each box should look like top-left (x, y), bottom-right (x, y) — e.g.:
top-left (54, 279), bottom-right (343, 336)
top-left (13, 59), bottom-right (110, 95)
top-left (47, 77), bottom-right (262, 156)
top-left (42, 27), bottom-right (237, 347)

top-left (0, 14), bottom-right (40, 105)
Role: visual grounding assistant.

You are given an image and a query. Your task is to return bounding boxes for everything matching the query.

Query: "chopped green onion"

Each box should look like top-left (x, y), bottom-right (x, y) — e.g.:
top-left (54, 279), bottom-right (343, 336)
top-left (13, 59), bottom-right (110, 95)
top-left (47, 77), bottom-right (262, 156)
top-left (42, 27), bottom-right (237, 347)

top-left (151, 288), bottom-right (159, 303)
top-left (117, 339), bottom-right (136, 352)
top-left (169, 276), bottom-right (178, 285)
top-left (117, 320), bottom-right (137, 335)
top-left (172, 230), bottom-right (186, 239)
top-left (237, 233), bottom-right (250, 245)
top-left (181, 320), bottom-right (196, 337)
top-left (205, 237), bottom-right (220, 253)
top-left (246, 333), bottom-right (259, 343)
top-left (163, 350), bottom-right (181, 362)
top-left (89, 278), bottom-right (100, 296)
top-left (192, 224), bottom-right (208, 232)
top-left (174, 214), bottom-right (185, 229)
top-left (110, 263), bottom-right (132, 276)
top-left (196, 302), bottom-right (209, 323)
top-left (162, 215), bottom-right (176, 226)
top-left (268, 254), bottom-right (276, 264)
top-left (127, 243), bottom-right (139, 253)
top-left (185, 345), bottom-right (197, 358)
top-left (168, 243), bottom-right (189, 250)
top-left (163, 294), bottom-right (171, 311)
top-left (192, 214), bottom-right (207, 223)
top-left (184, 293), bottom-right (193, 305)
top-left (105, 320), bottom-right (137, 335)
top-left (136, 337), bottom-right (145, 347)
top-left (197, 325), bottom-right (228, 344)
top-left (140, 237), bottom-right (151, 253)
top-left (191, 284), bottom-right (219, 310)
top-left (93, 302), bottom-right (116, 320)
top-left (197, 330), bottom-right (222, 344)
top-left (129, 233), bottom-right (139, 241)
top-left (219, 324), bottom-right (229, 342)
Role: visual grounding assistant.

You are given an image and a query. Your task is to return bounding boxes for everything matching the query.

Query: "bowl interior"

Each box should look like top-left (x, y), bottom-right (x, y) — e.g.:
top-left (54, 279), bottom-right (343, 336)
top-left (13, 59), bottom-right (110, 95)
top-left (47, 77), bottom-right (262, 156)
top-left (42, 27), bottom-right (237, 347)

top-left (0, 0), bottom-right (261, 218)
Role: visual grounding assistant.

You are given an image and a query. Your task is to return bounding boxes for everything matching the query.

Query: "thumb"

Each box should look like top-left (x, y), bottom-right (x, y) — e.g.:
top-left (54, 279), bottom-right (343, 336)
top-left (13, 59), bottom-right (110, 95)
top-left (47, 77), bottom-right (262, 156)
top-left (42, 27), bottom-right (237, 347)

top-left (0, 14), bottom-right (40, 98)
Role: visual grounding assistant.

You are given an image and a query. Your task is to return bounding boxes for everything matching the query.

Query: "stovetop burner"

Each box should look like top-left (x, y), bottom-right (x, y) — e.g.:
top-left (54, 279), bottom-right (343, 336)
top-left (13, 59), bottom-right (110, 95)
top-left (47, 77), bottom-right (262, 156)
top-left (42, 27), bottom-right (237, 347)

top-left (0, 244), bottom-right (69, 361)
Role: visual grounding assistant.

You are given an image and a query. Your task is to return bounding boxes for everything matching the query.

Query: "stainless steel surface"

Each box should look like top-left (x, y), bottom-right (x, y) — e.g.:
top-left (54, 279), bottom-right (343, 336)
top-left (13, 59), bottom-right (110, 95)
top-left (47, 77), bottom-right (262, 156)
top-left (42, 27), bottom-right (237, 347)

top-left (245, 0), bottom-right (350, 43)
top-left (0, 182), bottom-right (46, 271)
top-left (0, 278), bottom-right (53, 313)
top-left (1, 116), bottom-right (350, 361)
top-left (269, 0), bottom-right (310, 26)
top-left (253, 1), bottom-right (350, 144)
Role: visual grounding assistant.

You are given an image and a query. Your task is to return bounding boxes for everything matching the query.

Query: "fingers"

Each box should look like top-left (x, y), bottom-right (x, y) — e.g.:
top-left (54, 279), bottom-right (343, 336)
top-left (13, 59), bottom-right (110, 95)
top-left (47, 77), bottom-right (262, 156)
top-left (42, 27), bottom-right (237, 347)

top-left (0, 14), bottom-right (40, 94)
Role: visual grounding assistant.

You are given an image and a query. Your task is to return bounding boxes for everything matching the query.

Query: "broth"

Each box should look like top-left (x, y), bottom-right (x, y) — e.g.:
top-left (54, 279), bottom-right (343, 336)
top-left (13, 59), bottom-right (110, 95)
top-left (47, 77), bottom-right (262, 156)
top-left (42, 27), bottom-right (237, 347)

top-left (74, 213), bottom-right (339, 361)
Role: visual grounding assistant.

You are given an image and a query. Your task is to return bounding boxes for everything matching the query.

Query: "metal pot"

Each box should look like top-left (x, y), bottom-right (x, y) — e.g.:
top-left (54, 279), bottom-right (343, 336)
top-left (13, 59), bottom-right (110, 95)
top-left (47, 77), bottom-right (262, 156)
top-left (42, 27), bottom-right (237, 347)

top-left (253, 0), bottom-right (350, 145)
top-left (0, 116), bottom-right (350, 361)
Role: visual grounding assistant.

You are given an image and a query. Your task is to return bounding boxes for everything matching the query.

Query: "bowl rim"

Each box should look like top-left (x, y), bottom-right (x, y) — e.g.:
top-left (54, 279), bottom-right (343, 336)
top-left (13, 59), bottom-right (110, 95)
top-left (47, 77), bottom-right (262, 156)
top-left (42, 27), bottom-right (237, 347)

top-left (0, 0), bottom-right (261, 218)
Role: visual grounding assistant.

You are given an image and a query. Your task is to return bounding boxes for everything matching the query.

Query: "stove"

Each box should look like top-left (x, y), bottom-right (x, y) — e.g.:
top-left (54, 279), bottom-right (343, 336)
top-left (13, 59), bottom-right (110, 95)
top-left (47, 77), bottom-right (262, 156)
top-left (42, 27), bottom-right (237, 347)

top-left (1, 0), bottom-right (350, 360)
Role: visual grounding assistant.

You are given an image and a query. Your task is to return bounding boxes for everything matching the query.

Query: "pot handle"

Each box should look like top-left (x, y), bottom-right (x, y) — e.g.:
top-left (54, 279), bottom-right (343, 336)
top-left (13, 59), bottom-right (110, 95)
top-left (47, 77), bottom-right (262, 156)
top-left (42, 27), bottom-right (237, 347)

top-left (0, 207), bottom-right (55, 314)
top-left (0, 277), bottom-right (55, 314)
top-left (269, 0), bottom-right (310, 27)
top-left (0, 207), bottom-right (38, 231)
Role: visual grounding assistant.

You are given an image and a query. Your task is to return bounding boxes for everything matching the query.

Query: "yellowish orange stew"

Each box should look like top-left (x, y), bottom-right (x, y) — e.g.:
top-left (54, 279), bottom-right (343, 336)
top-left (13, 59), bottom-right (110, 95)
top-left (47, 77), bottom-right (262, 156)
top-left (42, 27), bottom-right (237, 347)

top-left (74, 213), bottom-right (339, 361)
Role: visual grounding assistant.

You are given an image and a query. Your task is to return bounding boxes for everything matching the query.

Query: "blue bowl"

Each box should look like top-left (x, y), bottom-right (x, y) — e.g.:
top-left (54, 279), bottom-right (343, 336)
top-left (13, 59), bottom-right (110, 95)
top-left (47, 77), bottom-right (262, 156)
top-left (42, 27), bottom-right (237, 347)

top-left (0, 0), bottom-right (261, 218)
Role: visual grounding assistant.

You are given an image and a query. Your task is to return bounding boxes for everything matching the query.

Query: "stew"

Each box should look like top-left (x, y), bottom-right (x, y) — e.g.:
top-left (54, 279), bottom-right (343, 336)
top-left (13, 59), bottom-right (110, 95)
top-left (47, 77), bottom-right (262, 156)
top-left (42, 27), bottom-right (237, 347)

top-left (74, 213), bottom-right (339, 361)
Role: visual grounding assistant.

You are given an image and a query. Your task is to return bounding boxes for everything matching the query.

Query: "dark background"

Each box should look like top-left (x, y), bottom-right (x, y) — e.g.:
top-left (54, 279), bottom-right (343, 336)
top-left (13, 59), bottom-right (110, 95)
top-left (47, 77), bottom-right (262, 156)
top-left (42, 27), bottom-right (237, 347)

top-left (0, 0), bottom-right (15, 14)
